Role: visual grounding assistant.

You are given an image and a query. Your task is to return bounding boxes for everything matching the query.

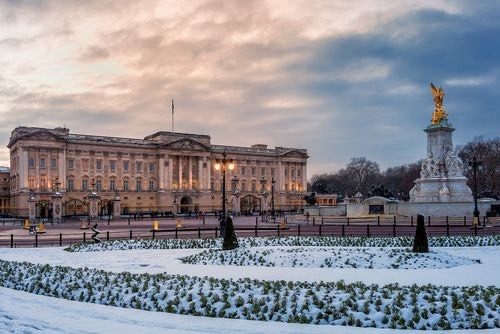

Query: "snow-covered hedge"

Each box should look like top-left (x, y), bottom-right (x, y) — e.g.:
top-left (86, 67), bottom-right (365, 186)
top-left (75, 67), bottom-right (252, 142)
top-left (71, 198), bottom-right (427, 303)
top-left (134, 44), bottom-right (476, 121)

top-left (181, 247), bottom-right (479, 269)
top-left (66, 235), bottom-right (500, 252)
top-left (0, 259), bottom-right (498, 330)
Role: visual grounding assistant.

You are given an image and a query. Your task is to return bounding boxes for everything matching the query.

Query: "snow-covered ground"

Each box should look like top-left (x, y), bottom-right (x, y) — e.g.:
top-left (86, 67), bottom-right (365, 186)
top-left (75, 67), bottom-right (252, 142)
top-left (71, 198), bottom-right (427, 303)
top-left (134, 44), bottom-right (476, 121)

top-left (0, 246), bottom-right (497, 286)
top-left (0, 236), bottom-right (499, 332)
top-left (2, 287), bottom-right (497, 334)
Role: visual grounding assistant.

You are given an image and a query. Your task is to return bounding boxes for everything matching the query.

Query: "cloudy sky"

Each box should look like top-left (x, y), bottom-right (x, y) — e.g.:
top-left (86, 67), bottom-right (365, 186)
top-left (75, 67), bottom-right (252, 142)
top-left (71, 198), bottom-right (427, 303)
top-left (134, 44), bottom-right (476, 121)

top-left (0, 0), bottom-right (498, 177)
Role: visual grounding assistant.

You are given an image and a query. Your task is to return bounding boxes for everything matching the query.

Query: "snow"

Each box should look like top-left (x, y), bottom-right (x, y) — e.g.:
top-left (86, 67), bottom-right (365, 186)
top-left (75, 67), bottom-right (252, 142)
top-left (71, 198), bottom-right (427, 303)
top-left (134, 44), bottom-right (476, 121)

top-left (0, 236), bottom-right (499, 332)
top-left (0, 246), bottom-right (498, 286)
top-left (2, 287), bottom-right (496, 334)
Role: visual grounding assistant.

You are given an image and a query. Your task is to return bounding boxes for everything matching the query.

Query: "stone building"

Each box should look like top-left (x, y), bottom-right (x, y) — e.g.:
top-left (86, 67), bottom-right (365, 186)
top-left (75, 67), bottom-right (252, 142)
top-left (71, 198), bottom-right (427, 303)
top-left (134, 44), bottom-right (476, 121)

top-left (7, 127), bottom-right (308, 217)
top-left (0, 166), bottom-right (10, 215)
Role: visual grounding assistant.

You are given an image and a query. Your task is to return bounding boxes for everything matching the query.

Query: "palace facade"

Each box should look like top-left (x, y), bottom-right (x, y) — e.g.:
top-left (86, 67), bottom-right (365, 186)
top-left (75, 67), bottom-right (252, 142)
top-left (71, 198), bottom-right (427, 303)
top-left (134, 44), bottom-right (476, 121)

top-left (7, 127), bottom-right (308, 217)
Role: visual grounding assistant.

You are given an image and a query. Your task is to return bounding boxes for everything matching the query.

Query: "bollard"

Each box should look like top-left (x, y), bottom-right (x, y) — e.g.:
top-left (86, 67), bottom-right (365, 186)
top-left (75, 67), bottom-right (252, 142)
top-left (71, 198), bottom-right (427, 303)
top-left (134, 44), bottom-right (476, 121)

top-left (367, 224), bottom-right (370, 237)
top-left (446, 216), bottom-right (449, 224)
top-left (203, 216), bottom-right (206, 225)
top-left (298, 224), bottom-right (301, 236)
top-left (393, 216), bottom-right (396, 225)
top-left (377, 216), bottom-right (380, 226)
top-left (483, 216), bottom-right (486, 227)
top-left (255, 225), bottom-right (258, 237)
top-left (10, 234), bottom-right (13, 248)
top-left (428, 216), bottom-right (431, 226)
top-left (59, 233), bottom-right (62, 246)
top-left (128, 217), bottom-right (131, 225)
top-left (175, 228), bottom-right (178, 239)
top-left (393, 224), bottom-right (396, 237)
top-left (464, 216), bottom-right (467, 226)
top-left (35, 233), bottom-right (38, 248)
top-left (256, 217), bottom-right (258, 224)
top-left (446, 223), bottom-right (449, 236)
top-left (312, 217), bottom-right (315, 226)
top-left (129, 230), bottom-right (132, 240)
top-left (152, 229), bottom-right (156, 240)
top-left (347, 217), bottom-right (350, 226)
top-left (108, 216), bottom-right (110, 226)
top-left (198, 227), bottom-right (201, 238)
top-left (411, 216), bottom-right (414, 227)
top-left (341, 224), bottom-right (344, 237)
top-left (107, 231), bottom-right (110, 241)
top-left (215, 227), bottom-right (218, 238)
top-left (83, 232), bottom-right (86, 244)
top-left (321, 217), bottom-right (324, 224)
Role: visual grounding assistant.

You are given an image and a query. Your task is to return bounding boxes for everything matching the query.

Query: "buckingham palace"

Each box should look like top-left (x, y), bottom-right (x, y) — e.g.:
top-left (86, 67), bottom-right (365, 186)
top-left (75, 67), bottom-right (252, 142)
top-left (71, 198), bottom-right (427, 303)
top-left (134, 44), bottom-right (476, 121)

top-left (6, 126), bottom-right (308, 218)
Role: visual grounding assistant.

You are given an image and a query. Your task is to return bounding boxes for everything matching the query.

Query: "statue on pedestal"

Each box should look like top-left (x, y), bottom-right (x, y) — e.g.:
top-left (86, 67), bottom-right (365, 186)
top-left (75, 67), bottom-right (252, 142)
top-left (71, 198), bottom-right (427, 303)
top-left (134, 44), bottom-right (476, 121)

top-left (430, 83), bottom-right (448, 125)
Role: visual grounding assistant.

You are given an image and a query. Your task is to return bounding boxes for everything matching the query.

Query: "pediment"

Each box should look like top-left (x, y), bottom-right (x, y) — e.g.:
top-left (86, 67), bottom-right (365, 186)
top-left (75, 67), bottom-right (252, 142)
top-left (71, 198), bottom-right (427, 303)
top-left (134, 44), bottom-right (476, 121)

top-left (280, 149), bottom-right (308, 159)
top-left (24, 130), bottom-right (64, 141)
top-left (8, 129), bottom-right (65, 147)
top-left (161, 137), bottom-right (210, 151)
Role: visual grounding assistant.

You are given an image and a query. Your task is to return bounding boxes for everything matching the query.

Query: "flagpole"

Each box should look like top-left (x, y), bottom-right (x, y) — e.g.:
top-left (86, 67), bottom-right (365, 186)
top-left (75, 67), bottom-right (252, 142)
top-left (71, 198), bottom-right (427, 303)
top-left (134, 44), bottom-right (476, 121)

top-left (171, 99), bottom-right (174, 133)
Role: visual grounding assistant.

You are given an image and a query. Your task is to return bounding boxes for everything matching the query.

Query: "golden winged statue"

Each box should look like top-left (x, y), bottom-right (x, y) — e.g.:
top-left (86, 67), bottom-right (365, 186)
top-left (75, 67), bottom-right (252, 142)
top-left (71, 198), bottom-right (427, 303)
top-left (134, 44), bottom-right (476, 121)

top-left (430, 83), bottom-right (448, 125)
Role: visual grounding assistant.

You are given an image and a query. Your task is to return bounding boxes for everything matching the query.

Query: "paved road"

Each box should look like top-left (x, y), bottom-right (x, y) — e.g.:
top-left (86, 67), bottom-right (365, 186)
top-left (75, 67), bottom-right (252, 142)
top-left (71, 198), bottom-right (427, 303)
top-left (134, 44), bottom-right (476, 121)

top-left (0, 215), bottom-right (498, 248)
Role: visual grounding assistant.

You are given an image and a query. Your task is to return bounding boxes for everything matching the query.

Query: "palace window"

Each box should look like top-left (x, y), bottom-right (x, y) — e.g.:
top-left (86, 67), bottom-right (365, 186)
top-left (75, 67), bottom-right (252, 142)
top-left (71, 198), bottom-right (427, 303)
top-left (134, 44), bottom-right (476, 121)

top-left (291, 168), bottom-right (295, 177)
top-left (241, 166), bottom-right (246, 175)
top-left (136, 161), bottom-right (142, 173)
top-left (67, 178), bottom-right (74, 191)
top-left (51, 158), bottom-right (57, 169)
top-left (40, 175), bottom-right (47, 190)
top-left (96, 179), bottom-right (102, 191)
top-left (149, 180), bottom-right (154, 192)
top-left (298, 168), bottom-right (301, 177)
top-left (82, 179), bottom-right (88, 191)
top-left (241, 181), bottom-right (246, 192)
top-left (123, 179), bottom-right (129, 191)
top-left (40, 158), bottom-right (46, 169)
top-left (271, 168), bottom-right (275, 176)
top-left (123, 161), bottom-right (129, 172)
top-left (109, 179), bottom-right (116, 191)
top-left (82, 159), bottom-right (89, 170)
top-left (28, 177), bottom-right (36, 189)
top-left (110, 160), bottom-right (116, 172)
top-left (261, 167), bottom-right (266, 176)
top-left (251, 167), bottom-right (256, 176)
top-left (96, 160), bottom-right (102, 172)
top-left (149, 163), bottom-right (154, 173)
top-left (251, 181), bottom-right (256, 192)
top-left (68, 159), bottom-right (74, 170)
top-left (284, 168), bottom-right (288, 176)
top-left (29, 158), bottom-right (35, 169)
top-left (136, 179), bottom-right (142, 191)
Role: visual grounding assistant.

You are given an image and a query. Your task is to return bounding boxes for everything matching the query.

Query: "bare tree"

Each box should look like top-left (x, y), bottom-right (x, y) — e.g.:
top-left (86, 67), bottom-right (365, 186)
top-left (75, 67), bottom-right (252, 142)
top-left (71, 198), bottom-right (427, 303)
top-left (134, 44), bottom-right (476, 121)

top-left (457, 136), bottom-right (500, 198)
top-left (345, 157), bottom-right (381, 194)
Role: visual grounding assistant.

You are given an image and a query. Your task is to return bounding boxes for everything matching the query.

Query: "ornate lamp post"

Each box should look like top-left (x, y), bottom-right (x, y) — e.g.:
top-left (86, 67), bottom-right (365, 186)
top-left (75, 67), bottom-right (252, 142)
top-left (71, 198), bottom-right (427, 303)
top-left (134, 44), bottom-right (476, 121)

top-left (214, 152), bottom-right (235, 237)
top-left (260, 176), bottom-right (268, 218)
top-left (469, 156), bottom-right (482, 228)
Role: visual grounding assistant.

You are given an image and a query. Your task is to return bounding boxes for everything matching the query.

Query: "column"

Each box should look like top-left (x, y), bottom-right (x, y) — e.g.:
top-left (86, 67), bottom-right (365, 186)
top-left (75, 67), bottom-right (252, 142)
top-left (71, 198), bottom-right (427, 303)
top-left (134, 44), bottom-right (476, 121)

top-left (58, 149), bottom-right (66, 189)
top-left (113, 193), bottom-right (121, 220)
top-left (302, 163), bottom-right (307, 191)
top-left (198, 158), bottom-right (203, 191)
top-left (168, 157), bottom-right (173, 189)
top-left (178, 157), bottom-right (183, 189)
top-left (158, 154), bottom-right (165, 190)
top-left (207, 158), bottom-right (211, 190)
top-left (19, 148), bottom-right (29, 190)
top-left (188, 156), bottom-right (193, 190)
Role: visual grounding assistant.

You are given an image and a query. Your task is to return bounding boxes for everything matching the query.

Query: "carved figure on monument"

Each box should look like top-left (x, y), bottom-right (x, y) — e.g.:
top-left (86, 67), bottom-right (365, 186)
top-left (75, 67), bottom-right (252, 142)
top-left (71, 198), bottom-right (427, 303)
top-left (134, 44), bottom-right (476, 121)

top-left (421, 154), bottom-right (440, 178)
top-left (430, 83), bottom-right (448, 125)
top-left (445, 150), bottom-right (464, 177)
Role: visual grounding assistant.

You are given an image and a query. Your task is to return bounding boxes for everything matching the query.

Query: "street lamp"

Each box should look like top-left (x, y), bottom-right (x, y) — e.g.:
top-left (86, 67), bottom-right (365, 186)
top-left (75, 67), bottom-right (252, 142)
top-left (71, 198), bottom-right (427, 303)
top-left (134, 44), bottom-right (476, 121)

top-left (469, 156), bottom-right (482, 228)
top-left (260, 176), bottom-right (268, 219)
top-left (214, 152), bottom-right (235, 237)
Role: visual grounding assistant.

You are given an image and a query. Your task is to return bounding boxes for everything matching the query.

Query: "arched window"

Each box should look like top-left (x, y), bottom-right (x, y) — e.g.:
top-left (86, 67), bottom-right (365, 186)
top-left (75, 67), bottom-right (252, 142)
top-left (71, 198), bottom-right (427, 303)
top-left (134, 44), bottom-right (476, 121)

top-left (40, 175), bottom-right (48, 190)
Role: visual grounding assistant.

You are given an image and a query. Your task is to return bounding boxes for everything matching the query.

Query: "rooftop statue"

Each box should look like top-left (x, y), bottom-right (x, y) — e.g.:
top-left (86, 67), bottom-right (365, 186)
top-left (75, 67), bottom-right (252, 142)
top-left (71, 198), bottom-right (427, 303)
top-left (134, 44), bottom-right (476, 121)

top-left (430, 83), bottom-right (448, 125)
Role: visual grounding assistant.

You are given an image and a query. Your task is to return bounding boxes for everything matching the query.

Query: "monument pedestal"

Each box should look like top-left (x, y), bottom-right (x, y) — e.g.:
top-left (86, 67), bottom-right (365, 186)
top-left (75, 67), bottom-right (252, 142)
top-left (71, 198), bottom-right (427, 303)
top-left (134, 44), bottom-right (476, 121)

top-left (410, 177), bottom-right (472, 203)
